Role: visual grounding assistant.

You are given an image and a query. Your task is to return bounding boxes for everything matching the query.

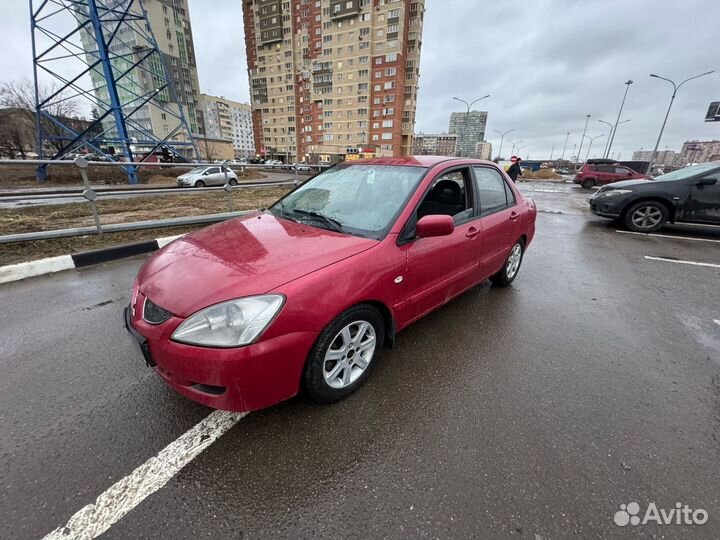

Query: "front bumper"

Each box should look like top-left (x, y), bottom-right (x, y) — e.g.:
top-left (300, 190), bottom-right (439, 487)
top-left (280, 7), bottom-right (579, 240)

top-left (124, 301), bottom-right (318, 412)
top-left (588, 196), bottom-right (623, 218)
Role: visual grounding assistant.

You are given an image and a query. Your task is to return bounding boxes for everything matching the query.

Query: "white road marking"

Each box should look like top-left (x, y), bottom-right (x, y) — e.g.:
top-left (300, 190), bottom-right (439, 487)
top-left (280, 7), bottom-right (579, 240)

top-left (644, 256), bottom-right (720, 269)
top-left (616, 230), bottom-right (720, 244)
top-left (43, 410), bottom-right (245, 540)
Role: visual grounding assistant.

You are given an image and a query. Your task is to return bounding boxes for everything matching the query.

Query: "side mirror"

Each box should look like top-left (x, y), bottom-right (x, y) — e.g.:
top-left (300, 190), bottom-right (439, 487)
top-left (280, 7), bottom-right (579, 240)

top-left (416, 215), bottom-right (455, 238)
top-left (696, 177), bottom-right (718, 186)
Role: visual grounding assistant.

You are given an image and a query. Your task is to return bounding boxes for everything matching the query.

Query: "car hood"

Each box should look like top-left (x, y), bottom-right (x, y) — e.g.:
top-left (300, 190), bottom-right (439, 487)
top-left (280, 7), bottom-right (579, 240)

top-left (136, 212), bottom-right (378, 317)
top-left (604, 178), bottom-right (652, 189)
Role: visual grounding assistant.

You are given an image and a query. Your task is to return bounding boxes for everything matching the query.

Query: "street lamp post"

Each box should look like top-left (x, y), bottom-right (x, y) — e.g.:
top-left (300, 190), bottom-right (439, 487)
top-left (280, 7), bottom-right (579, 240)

top-left (492, 128), bottom-right (514, 160)
top-left (583, 134), bottom-right (605, 162)
top-left (646, 70), bottom-right (715, 175)
top-left (452, 95), bottom-right (490, 157)
top-left (575, 114), bottom-right (591, 169)
top-left (508, 139), bottom-right (523, 156)
top-left (606, 80), bottom-right (633, 160)
top-left (549, 144), bottom-right (555, 160)
top-left (560, 132), bottom-right (570, 162)
top-left (598, 119), bottom-right (613, 158)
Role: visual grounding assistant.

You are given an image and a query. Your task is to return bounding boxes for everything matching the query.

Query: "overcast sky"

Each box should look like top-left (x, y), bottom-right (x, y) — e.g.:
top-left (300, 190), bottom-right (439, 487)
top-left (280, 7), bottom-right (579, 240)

top-left (3, 0), bottom-right (719, 159)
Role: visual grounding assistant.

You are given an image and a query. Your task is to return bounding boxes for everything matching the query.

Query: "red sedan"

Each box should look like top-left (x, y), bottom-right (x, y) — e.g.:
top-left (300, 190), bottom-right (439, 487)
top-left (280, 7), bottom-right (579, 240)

top-left (125, 156), bottom-right (537, 411)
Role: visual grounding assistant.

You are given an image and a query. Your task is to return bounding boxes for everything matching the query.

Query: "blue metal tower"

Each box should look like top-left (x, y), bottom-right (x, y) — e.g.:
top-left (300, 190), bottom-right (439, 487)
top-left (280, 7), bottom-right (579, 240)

top-left (29, 0), bottom-right (199, 183)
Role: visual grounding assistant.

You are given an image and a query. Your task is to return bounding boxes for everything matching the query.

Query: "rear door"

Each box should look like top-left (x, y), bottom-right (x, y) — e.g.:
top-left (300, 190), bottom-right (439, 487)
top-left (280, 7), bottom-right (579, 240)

top-left (682, 172), bottom-right (720, 224)
top-left (472, 166), bottom-right (520, 277)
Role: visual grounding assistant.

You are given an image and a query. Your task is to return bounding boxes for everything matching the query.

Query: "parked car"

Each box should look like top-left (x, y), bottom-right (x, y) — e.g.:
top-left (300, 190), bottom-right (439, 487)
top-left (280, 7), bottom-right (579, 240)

top-left (574, 160), bottom-right (648, 189)
top-left (265, 159), bottom-right (283, 167)
top-left (125, 156), bottom-right (537, 412)
top-left (176, 165), bottom-right (238, 187)
top-left (292, 163), bottom-right (312, 172)
top-left (555, 168), bottom-right (573, 175)
top-left (588, 162), bottom-right (720, 232)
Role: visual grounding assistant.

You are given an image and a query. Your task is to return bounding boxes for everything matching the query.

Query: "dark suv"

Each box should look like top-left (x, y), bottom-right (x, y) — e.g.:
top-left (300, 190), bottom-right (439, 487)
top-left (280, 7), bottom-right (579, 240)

top-left (575, 160), bottom-right (648, 189)
top-left (588, 162), bottom-right (720, 232)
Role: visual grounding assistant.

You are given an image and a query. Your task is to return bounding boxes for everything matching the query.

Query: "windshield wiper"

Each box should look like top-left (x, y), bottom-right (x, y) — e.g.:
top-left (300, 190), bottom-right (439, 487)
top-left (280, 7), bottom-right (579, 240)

top-left (289, 209), bottom-right (344, 232)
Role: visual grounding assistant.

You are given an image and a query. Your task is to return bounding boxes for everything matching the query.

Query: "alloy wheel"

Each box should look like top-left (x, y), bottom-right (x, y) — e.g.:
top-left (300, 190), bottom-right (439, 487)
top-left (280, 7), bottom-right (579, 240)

top-left (506, 243), bottom-right (522, 279)
top-left (631, 205), bottom-right (663, 230)
top-left (322, 321), bottom-right (376, 389)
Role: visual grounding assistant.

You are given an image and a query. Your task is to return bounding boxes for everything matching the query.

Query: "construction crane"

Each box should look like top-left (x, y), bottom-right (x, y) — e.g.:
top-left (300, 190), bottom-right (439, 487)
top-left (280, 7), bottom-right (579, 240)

top-left (29, 0), bottom-right (199, 183)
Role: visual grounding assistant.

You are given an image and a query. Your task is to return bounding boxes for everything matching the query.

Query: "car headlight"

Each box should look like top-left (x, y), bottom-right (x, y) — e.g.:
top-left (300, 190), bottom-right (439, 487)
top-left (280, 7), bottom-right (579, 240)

top-left (171, 295), bottom-right (285, 348)
top-left (598, 189), bottom-right (632, 197)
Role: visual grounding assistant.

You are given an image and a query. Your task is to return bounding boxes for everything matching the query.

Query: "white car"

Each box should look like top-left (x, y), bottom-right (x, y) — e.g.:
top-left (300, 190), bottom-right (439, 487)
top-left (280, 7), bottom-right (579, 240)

top-left (265, 160), bottom-right (283, 167)
top-left (292, 163), bottom-right (312, 172)
top-left (177, 166), bottom-right (238, 187)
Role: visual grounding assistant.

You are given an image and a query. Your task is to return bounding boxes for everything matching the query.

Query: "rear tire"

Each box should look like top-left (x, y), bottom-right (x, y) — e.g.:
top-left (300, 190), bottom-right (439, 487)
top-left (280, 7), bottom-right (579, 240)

top-left (581, 178), bottom-right (596, 189)
top-left (491, 239), bottom-right (525, 287)
top-left (194, 180), bottom-right (205, 187)
top-left (303, 305), bottom-right (384, 404)
top-left (623, 200), bottom-right (668, 233)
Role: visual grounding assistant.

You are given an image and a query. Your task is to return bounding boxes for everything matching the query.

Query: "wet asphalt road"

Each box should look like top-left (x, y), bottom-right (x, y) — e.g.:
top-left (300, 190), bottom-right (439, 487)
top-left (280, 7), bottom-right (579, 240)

top-left (1, 182), bottom-right (719, 539)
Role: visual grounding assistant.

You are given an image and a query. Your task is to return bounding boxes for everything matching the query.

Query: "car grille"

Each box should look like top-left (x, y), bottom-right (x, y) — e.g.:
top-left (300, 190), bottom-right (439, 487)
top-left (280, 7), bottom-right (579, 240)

top-left (143, 298), bottom-right (172, 324)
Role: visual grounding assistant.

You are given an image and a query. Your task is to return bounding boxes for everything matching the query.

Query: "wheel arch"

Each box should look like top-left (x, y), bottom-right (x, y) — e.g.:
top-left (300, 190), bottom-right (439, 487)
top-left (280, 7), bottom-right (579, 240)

top-left (360, 300), bottom-right (396, 349)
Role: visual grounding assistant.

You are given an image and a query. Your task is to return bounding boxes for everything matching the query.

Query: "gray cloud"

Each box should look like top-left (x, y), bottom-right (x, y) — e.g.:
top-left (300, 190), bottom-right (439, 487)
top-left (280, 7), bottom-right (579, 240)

top-left (2, 0), bottom-right (718, 159)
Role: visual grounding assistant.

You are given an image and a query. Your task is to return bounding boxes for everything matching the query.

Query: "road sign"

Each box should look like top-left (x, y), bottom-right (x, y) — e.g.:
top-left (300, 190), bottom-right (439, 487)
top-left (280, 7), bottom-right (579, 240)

top-left (704, 102), bottom-right (720, 122)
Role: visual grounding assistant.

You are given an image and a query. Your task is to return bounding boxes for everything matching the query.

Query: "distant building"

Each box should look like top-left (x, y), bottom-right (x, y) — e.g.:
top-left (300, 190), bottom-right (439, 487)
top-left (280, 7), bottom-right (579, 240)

top-left (677, 140), bottom-right (720, 165)
top-left (201, 94), bottom-right (255, 159)
top-left (413, 133), bottom-right (458, 156)
top-left (632, 149), bottom-right (676, 167)
top-left (474, 141), bottom-right (492, 160)
top-left (449, 111), bottom-right (487, 157)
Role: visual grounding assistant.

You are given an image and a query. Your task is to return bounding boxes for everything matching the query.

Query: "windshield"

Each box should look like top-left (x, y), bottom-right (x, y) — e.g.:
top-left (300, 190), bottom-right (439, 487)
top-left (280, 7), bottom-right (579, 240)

top-left (653, 163), bottom-right (719, 182)
top-left (270, 164), bottom-right (427, 238)
top-left (188, 167), bottom-right (206, 174)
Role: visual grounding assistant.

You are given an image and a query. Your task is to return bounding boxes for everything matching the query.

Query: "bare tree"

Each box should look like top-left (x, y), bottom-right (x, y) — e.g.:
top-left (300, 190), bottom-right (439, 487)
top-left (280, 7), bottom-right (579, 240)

top-left (201, 134), bottom-right (220, 162)
top-left (0, 79), bottom-right (81, 156)
top-left (0, 110), bottom-right (33, 158)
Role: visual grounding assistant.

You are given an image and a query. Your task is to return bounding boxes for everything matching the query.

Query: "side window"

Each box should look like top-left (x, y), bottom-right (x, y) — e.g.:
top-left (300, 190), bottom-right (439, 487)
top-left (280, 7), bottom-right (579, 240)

top-left (416, 168), bottom-right (473, 223)
top-left (473, 167), bottom-right (511, 216)
top-left (615, 167), bottom-right (630, 175)
top-left (206, 167), bottom-right (220, 175)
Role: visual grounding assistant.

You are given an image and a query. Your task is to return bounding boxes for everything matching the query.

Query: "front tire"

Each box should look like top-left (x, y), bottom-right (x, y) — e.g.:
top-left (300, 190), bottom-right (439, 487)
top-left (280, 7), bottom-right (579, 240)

top-left (581, 178), bottom-right (596, 189)
top-left (491, 239), bottom-right (524, 287)
top-left (194, 180), bottom-right (205, 187)
top-left (228, 178), bottom-right (238, 186)
top-left (303, 305), bottom-right (384, 404)
top-left (623, 201), bottom-right (668, 233)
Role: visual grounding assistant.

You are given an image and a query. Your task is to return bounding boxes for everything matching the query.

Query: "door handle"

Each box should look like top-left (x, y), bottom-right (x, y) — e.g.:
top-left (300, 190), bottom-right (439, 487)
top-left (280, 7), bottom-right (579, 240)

top-left (509, 211), bottom-right (519, 221)
top-left (466, 226), bottom-right (480, 238)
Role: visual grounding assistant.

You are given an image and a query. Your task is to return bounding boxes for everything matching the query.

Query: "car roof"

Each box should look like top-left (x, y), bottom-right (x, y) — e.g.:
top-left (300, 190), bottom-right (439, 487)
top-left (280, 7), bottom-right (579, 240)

top-left (347, 155), bottom-right (497, 168)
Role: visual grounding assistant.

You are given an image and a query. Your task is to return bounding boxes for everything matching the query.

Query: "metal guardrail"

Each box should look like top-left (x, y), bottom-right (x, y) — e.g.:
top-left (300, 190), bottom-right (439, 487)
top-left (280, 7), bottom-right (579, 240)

top-left (0, 158), bottom-right (327, 244)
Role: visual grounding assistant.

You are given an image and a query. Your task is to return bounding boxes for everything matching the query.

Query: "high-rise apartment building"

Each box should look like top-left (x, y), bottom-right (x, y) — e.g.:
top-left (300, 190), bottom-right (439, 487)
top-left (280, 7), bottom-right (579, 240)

top-left (243, 0), bottom-right (425, 163)
top-left (80, 0), bottom-right (204, 142)
top-left (201, 94), bottom-right (256, 158)
top-left (449, 111), bottom-right (487, 157)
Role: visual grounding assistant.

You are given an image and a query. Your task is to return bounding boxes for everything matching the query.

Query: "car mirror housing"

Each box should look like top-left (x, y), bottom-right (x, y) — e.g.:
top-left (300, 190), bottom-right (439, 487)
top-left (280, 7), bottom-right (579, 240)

top-left (416, 215), bottom-right (455, 238)
top-left (697, 177), bottom-right (718, 186)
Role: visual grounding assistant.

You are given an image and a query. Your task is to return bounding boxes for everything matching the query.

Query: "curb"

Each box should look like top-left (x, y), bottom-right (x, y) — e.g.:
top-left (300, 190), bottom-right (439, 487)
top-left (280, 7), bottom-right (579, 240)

top-left (0, 234), bottom-right (183, 285)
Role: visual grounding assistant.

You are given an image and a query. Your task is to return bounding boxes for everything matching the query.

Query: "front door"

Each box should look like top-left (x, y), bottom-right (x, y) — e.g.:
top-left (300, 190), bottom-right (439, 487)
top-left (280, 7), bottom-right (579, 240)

top-left (402, 167), bottom-right (483, 323)
top-left (683, 173), bottom-right (720, 224)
